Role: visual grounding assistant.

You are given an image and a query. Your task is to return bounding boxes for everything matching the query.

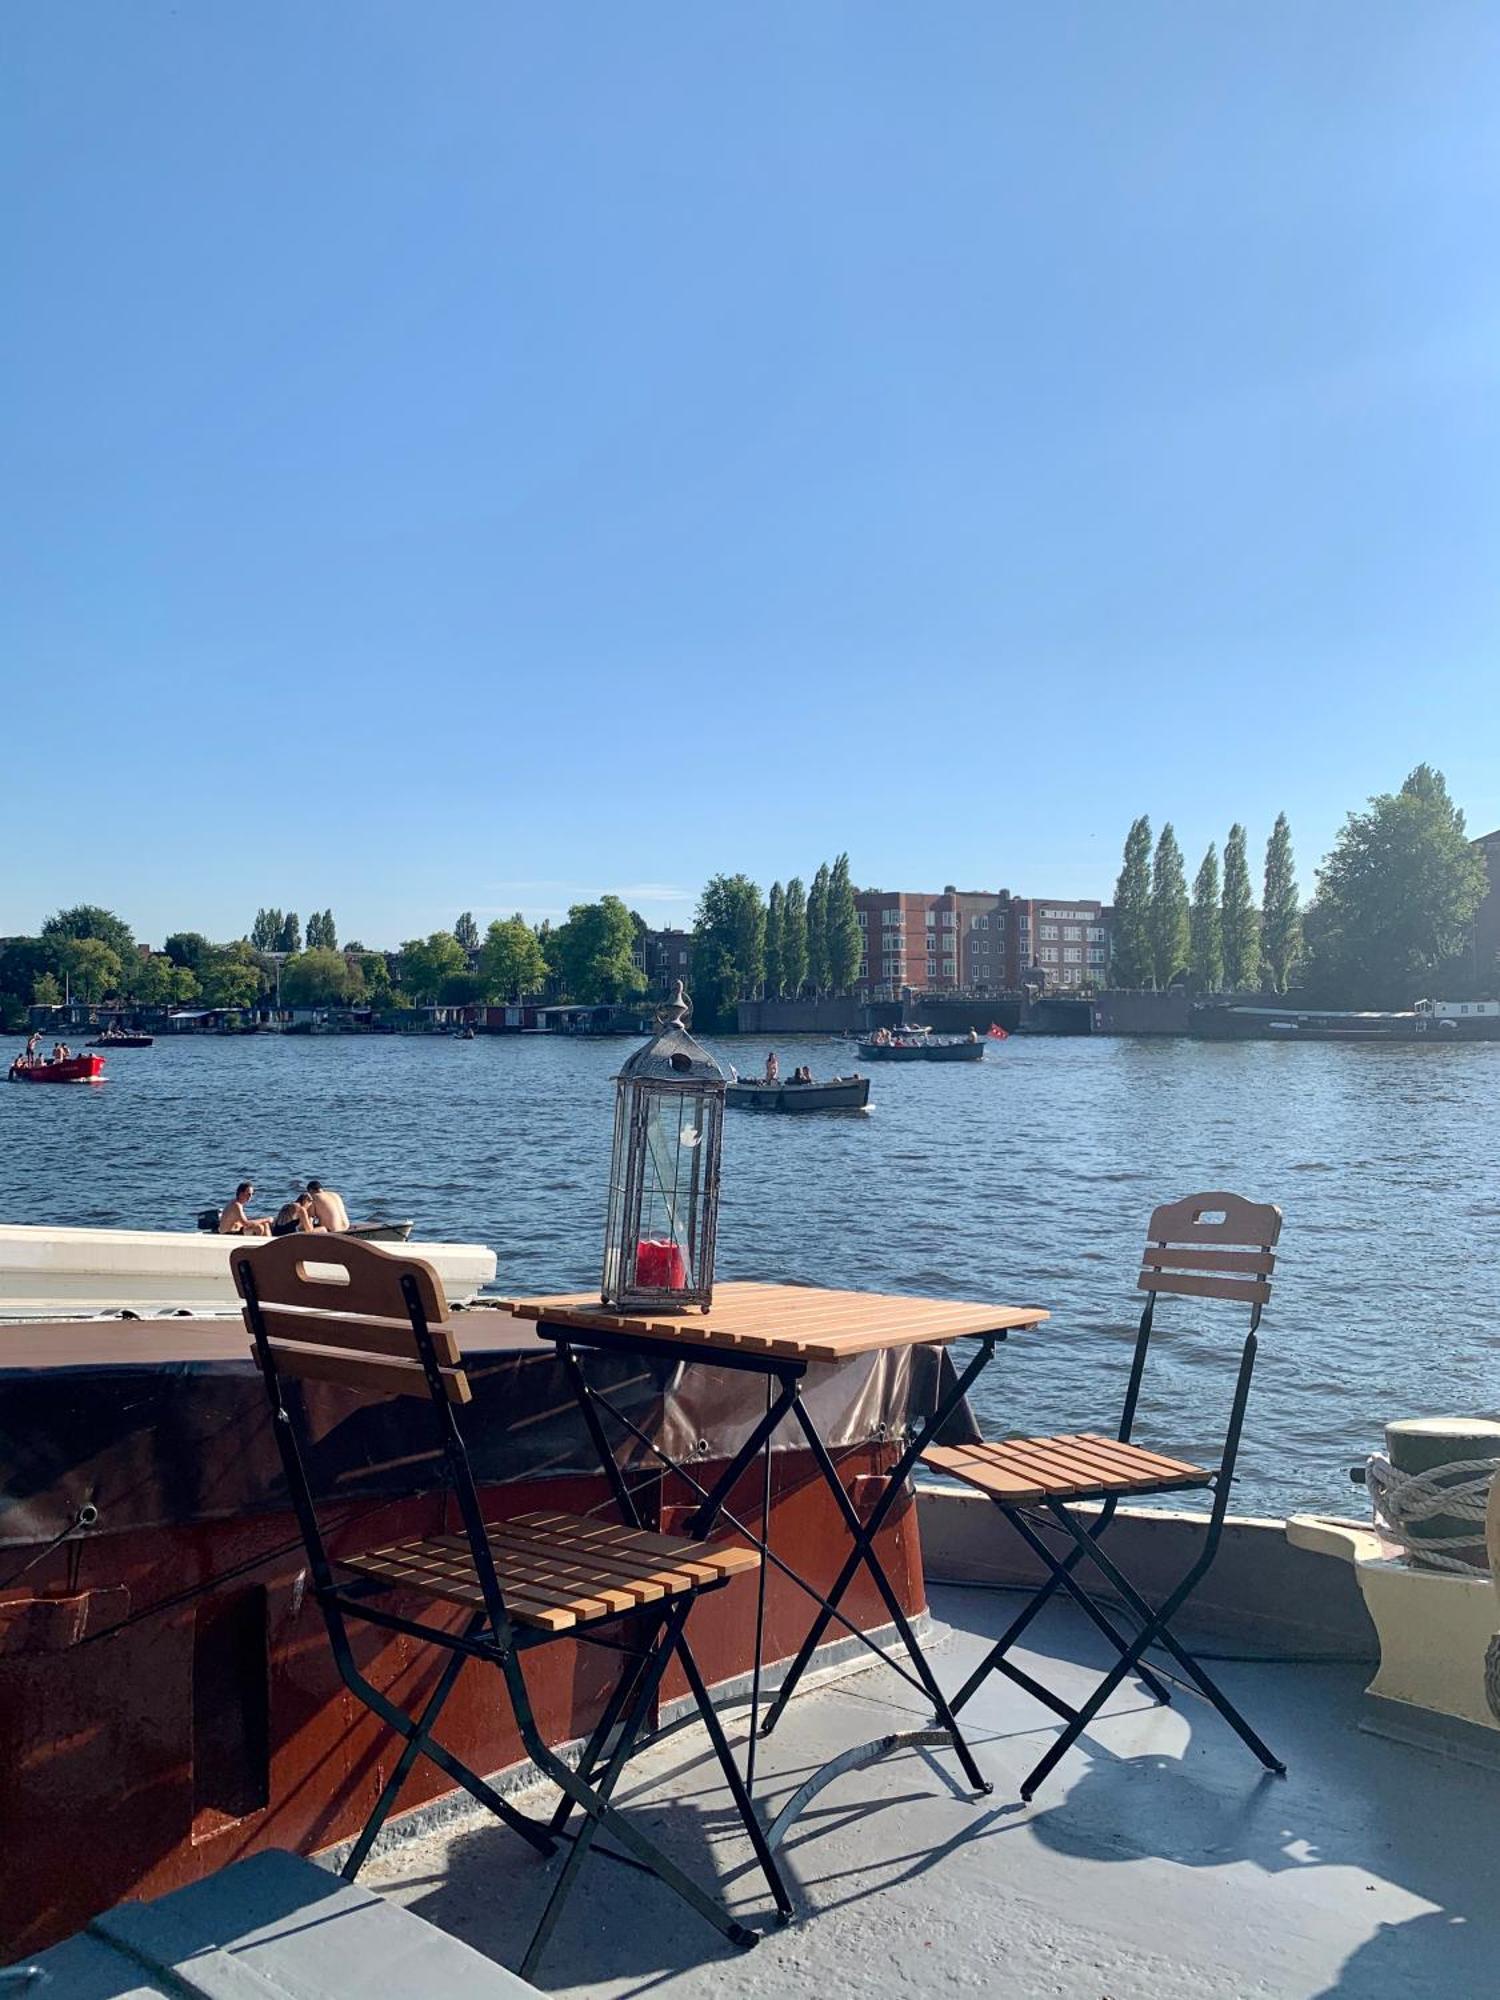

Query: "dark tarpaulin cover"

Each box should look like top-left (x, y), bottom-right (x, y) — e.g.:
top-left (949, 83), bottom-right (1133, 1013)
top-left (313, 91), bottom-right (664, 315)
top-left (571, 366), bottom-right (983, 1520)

top-left (0, 1310), bottom-right (983, 1548)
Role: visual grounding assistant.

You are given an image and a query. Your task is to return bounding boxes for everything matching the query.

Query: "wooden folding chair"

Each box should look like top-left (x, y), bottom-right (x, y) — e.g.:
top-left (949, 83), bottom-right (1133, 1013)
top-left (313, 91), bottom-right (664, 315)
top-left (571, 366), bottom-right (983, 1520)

top-left (233, 1234), bottom-right (788, 1979)
top-left (924, 1192), bottom-right (1286, 1800)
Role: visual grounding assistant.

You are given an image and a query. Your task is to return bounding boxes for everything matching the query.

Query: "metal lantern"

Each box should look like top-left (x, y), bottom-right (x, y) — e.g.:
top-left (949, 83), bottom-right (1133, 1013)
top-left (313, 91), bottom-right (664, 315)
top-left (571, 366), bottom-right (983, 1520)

top-left (602, 983), bottom-right (725, 1313)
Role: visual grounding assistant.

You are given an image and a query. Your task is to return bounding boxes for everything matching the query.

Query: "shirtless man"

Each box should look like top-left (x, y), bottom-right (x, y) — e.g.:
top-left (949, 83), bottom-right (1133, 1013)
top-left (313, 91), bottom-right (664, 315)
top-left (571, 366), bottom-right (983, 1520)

top-left (219, 1181), bottom-right (273, 1236)
top-left (305, 1179), bottom-right (350, 1233)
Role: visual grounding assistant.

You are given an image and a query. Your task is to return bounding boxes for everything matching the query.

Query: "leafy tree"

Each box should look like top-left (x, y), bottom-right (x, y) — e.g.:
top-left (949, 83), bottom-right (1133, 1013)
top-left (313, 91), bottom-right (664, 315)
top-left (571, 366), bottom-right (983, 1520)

top-left (1111, 817), bottom-right (1153, 986)
top-left (396, 932), bottom-right (468, 1004)
top-left (280, 948), bottom-right (365, 1008)
top-left (1261, 813), bottom-right (1302, 992)
top-left (0, 937), bottom-right (62, 1021)
top-left (251, 909), bottom-right (280, 951)
top-left (199, 943), bottom-right (267, 1012)
top-left (454, 911), bottom-right (480, 957)
top-left (321, 909), bottom-right (338, 952)
top-left (805, 864), bottom-right (831, 996)
top-left (1304, 766), bottom-right (1487, 1006)
top-left (164, 932), bottom-right (211, 973)
top-left (781, 877), bottom-right (808, 998)
top-left (1148, 824), bottom-right (1189, 988)
top-left (33, 972), bottom-right (63, 1007)
top-left (1189, 845), bottom-right (1223, 991)
top-left (275, 911), bottom-right (301, 954)
top-left (304, 912), bottom-right (323, 950)
top-left (764, 882), bottom-right (784, 999)
top-left (479, 915), bottom-right (548, 999)
top-left (692, 874), bottom-right (766, 1024)
top-left (1221, 824), bottom-right (1260, 990)
top-left (439, 971), bottom-right (485, 1007)
top-left (548, 898), bottom-right (644, 1005)
top-left (827, 854), bottom-right (861, 994)
top-left (60, 937), bottom-right (122, 1002)
top-left (125, 952), bottom-right (194, 1007)
top-left (42, 905), bottom-right (136, 963)
top-left (357, 952), bottom-right (392, 1006)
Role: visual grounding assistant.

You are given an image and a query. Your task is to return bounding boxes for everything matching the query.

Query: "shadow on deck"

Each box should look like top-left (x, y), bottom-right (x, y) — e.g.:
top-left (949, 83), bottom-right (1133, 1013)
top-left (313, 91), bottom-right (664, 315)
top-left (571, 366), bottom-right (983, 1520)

top-left (364, 1584), bottom-right (1500, 1999)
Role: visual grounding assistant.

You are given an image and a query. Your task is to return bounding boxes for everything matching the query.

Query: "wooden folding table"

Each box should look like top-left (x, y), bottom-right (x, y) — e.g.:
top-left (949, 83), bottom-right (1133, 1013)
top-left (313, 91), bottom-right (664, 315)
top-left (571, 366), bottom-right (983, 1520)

top-left (502, 1282), bottom-right (1048, 1861)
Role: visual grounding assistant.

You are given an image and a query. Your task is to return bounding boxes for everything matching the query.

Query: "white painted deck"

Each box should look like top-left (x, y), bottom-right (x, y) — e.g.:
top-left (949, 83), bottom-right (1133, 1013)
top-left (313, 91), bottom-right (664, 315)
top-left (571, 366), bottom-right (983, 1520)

top-left (362, 1584), bottom-right (1500, 1998)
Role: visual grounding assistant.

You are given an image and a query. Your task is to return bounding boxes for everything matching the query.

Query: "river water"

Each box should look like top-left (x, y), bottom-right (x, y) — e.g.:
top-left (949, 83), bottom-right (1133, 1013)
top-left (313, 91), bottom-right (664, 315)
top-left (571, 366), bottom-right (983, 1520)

top-left (3, 1031), bottom-right (1497, 1517)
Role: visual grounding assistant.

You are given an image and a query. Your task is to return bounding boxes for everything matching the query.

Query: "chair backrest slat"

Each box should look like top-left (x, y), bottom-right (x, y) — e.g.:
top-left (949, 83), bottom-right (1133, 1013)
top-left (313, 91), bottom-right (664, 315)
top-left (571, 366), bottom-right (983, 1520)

top-left (263, 1339), bottom-right (472, 1403)
top-left (232, 1235), bottom-right (470, 1400)
top-left (253, 1302), bottom-right (462, 1363)
top-left (1137, 1191), bottom-right (1281, 1307)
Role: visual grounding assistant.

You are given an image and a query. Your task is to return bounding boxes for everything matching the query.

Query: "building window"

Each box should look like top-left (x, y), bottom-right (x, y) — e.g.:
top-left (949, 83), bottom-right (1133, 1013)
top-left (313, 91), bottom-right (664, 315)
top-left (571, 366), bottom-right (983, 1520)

top-left (1064, 925), bottom-right (1081, 941)
top-left (882, 908), bottom-right (899, 927)
top-left (1064, 947), bottom-right (1081, 963)
top-left (1040, 924), bottom-right (1059, 941)
top-left (1087, 926), bottom-right (1105, 941)
top-left (1088, 946), bottom-right (1106, 964)
top-left (857, 911), bottom-right (867, 927)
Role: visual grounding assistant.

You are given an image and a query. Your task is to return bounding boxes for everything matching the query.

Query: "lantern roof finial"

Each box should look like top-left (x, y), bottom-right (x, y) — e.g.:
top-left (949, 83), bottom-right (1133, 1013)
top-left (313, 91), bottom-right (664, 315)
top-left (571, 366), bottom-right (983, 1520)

top-left (616, 987), bottom-right (727, 1087)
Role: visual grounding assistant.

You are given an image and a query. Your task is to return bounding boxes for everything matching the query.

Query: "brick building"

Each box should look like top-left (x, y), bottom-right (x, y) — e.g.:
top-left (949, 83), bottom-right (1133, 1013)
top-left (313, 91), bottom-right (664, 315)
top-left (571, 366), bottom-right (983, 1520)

top-left (1011, 898), bottom-right (1112, 991)
top-left (634, 927), bottom-right (693, 996)
top-left (854, 886), bottom-right (1111, 998)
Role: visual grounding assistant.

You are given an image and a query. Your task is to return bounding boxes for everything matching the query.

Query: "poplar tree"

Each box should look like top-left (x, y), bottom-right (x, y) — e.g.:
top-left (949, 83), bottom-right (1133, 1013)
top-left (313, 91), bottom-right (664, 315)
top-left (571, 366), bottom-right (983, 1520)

top-left (1149, 824), bottom-right (1190, 987)
top-left (1111, 817), bottom-right (1153, 986)
top-left (827, 854), bottom-right (862, 994)
top-left (781, 878), bottom-right (808, 997)
top-left (1221, 824), bottom-right (1260, 989)
top-left (805, 864), bottom-right (831, 996)
top-left (1261, 814), bottom-right (1301, 992)
top-left (764, 882), bottom-right (784, 999)
top-left (1189, 844), bottom-right (1223, 991)
top-left (454, 911), bottom-right (479, 956)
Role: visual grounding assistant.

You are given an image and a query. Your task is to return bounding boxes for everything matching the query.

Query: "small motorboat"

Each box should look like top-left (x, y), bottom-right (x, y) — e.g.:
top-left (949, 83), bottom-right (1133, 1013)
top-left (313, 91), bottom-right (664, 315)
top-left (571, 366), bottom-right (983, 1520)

top-left (9, 1054), bottom-right (107, 1084)
top-left (856, 1035), bottom-right (985, 1063)
top-left (88, 1033), bottom-right (154, 1048)
top-left (194, 1210), bottom-right (415, 1243)
top-left (726, 1074), bottom-right (871, 1113)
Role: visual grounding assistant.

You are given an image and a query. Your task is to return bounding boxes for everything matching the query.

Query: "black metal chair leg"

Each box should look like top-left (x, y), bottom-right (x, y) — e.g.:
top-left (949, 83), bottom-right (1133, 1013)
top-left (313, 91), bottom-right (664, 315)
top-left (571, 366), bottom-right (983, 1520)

top-left (341, 1615), bottom-right (482, 1878)
top-left (673, 1636), bottom-right (795, 1921)
top-left (328, 1624), bottom-right (556, 1857)
top-left (548, 1641), bottom-right (656, 1836)
top-left (520, 1609), bottom-right (757, 1981)
top-left (1019, 1641), bottom-right (1144, 1800)
top-left (1141, 1622), bottom-right (1286, 1774)
top-left (1001, 1508), bottom-right (1174, 1708)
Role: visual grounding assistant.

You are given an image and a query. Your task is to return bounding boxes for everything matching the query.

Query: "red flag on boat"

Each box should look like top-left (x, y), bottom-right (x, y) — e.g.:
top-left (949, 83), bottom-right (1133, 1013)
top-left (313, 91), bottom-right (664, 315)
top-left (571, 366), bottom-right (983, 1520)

top-left (987, 1023), bottom-right (1008, 1039)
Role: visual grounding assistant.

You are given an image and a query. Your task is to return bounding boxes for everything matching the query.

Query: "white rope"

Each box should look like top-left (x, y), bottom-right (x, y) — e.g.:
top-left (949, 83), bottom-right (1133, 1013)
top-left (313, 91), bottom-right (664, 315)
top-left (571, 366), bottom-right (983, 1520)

top-left (1365, 1453), bottom-right (1498, 1576)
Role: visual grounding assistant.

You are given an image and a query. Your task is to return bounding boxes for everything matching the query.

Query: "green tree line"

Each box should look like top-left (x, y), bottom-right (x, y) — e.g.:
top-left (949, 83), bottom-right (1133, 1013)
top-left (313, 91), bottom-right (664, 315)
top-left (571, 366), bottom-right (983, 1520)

top-left (1109, 770), bottom-right (1490, 1005)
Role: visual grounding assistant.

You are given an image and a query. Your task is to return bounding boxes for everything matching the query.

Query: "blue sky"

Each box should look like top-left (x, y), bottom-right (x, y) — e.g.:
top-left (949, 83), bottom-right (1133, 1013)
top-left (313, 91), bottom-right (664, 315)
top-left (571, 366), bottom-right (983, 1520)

top-left (3, 3), bottom-right (1497, 947)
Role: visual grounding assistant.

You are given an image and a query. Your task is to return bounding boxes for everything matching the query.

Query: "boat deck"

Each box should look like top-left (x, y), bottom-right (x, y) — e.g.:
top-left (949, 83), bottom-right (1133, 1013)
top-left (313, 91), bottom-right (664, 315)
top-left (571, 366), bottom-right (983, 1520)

top-left (362, 1583), bottom-right (1500, 1999)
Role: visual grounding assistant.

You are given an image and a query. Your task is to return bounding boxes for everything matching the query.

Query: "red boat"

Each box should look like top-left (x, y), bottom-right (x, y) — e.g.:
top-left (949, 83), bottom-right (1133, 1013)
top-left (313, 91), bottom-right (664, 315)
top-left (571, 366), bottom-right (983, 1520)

top-left (8, 1054), bottom-right (106, 1084)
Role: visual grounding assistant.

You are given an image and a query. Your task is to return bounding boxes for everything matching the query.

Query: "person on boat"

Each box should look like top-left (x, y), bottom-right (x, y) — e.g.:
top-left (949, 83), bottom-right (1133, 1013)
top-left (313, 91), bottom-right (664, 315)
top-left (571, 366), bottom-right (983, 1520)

top-left (791, 1066), bottom-right (814, 1085)
top-left (271, 1191), bottom-right (322, 1237)
top-left (763, 1052), bottom-right (780, 1082)
top-left (25, 1031), bottom-right (40, 1064)
top-left (305, 1179), bottom-right (350, 1233)
top-left (219, 1181), bottom-right (273, 1237)
top-left (967, 1027), bottom-right (979, 1042)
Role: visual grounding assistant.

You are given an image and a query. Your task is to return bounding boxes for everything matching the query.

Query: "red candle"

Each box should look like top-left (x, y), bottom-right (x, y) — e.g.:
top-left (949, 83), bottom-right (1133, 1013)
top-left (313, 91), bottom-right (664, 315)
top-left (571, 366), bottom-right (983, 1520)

top-left (635, 1238), bottom-right (687, 1290)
